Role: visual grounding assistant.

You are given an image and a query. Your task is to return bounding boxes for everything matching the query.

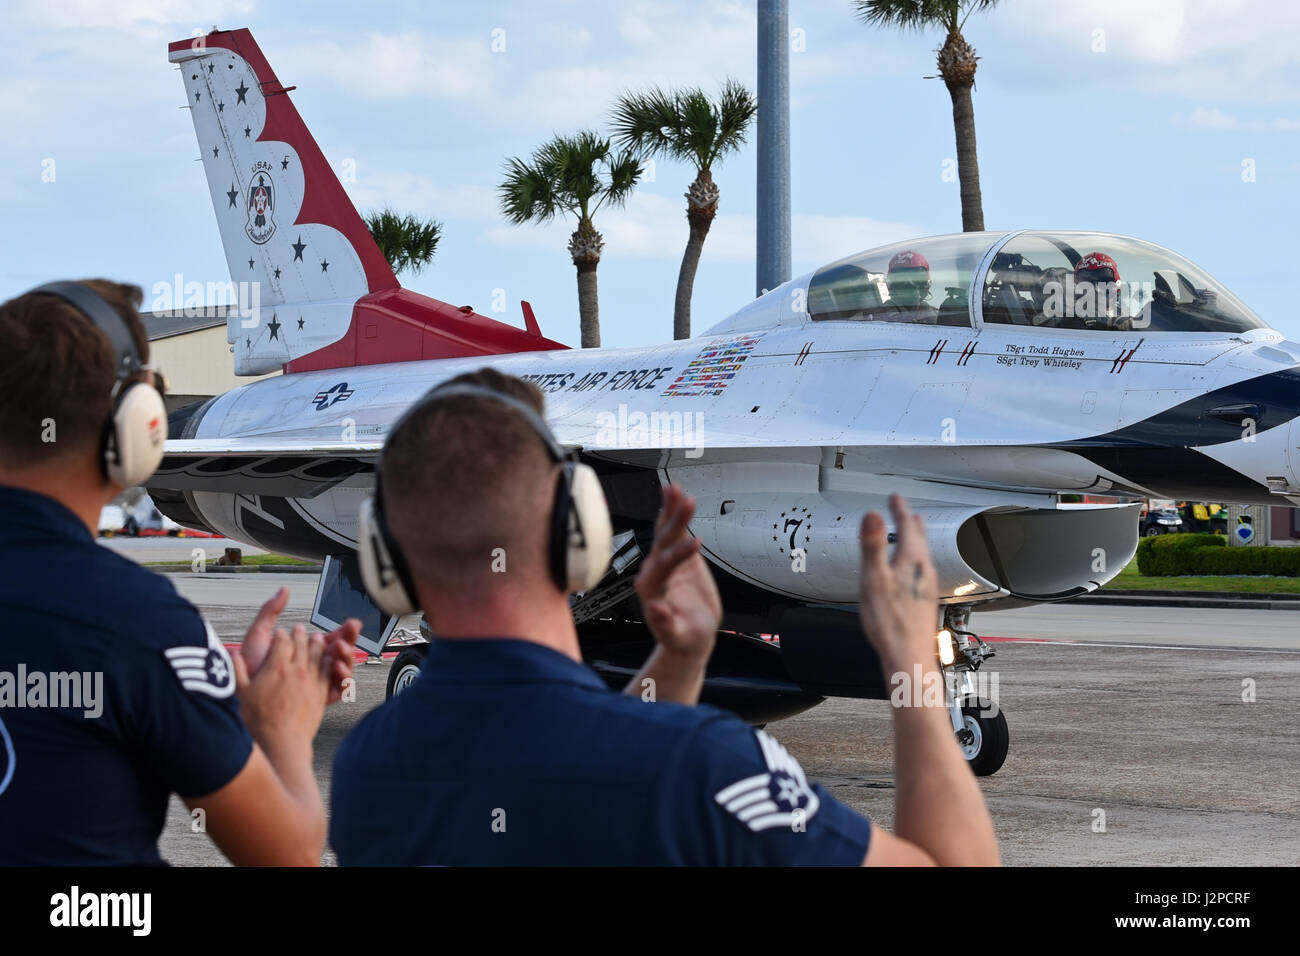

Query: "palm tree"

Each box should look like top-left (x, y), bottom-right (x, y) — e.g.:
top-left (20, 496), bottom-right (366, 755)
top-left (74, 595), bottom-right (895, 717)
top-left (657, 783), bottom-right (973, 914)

top-left (853, 0), bottom-right (999, 231)
top-left (499, 131), bottom-right (642, 348)
top-left (611, 80), bottom-right (757, 339)
top-left (365, 208), bottom-right (442, 277)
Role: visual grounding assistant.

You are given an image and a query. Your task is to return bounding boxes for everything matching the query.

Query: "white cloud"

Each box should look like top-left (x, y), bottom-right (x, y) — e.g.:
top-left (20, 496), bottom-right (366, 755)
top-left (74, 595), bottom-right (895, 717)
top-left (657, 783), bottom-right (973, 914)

top-left (1003, 0), bottom-right (1190, 65)
top-left (995, 0), bottom-right (1300, 103)
top-left (792, 214), bottom-right (925, 267)
top-left (1183, 106), bottom-right (1240, 130)
top-left (277, 3), bottom-right (761, 134)
top-left (17, 0), bottom-right (254, 34)
top-left (1175, 106), bottom-right (1300, 132)
top-left (278, 32), bottom-right (493, 101)
top-left (618, 14), bottom-right (657, 45)
top-left (341, 172), bottom-right (498, 222)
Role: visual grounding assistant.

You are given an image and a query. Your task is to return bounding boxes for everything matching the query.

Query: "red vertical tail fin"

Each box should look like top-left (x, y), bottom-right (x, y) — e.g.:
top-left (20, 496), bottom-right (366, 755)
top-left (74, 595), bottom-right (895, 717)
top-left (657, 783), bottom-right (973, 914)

top-left (168, 28), bottom-right (566, 375)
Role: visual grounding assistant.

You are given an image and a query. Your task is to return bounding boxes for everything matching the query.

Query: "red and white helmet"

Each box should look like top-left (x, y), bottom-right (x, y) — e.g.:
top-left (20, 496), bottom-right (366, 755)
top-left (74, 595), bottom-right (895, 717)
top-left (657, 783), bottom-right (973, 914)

top-left (1075, 251), bottom-right (1120, 284)
top-left (1075, 251), bottom-right (1125, 321)
top-left (888, 250), bottom-right (931, 275)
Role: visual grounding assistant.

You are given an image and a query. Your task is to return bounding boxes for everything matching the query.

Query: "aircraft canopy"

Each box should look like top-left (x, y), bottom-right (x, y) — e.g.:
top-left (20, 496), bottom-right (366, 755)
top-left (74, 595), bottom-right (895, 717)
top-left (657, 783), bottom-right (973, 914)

top-left (735, 230), bottom-right (1273, 335)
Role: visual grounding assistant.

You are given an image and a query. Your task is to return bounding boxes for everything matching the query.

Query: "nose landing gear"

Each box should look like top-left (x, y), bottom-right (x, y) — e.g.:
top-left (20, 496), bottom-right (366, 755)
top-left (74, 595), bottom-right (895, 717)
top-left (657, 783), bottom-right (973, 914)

top-left (941, 606), bottom-right (1008, 776)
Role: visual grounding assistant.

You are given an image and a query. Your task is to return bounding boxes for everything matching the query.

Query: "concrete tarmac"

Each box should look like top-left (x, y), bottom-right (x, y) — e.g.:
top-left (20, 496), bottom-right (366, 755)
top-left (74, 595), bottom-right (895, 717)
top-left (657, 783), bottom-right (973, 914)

top-left (99, 535), bottom-right (268, 565)
top-left (155, 573), bottom-right (1300, 866)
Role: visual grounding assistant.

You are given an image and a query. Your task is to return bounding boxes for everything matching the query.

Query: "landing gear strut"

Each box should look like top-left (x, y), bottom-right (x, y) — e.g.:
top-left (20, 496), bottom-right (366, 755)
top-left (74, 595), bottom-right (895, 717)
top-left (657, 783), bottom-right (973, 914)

top-left (940, 606), bottom-right (1008, 776)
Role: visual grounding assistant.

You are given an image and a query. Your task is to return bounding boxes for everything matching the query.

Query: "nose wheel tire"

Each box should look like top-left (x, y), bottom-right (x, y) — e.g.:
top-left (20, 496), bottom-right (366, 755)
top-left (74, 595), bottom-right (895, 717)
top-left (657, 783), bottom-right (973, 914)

top-left (385, 647), bottom-right (429, 699)
top-left (956, 697), bottom-right (1009, 776)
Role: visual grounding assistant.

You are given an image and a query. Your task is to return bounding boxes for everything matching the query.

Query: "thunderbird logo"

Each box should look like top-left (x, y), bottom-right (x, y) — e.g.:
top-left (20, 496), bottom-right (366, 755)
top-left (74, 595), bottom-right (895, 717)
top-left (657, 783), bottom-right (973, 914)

top-left (313, 382), bottom-right (353, 410)
top-left (245, 168), bottom-right (276, 244)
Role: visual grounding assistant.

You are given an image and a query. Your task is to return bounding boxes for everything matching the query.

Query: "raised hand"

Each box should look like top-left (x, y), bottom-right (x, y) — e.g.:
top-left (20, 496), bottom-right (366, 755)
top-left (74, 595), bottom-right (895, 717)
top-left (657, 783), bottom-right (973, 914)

top-left (239, 587), bottom-right (290, 677)
top-left (857, 494), bottom-right (940, 674)
top-left (231, 623), bottom-right (330, 743)
top-left (322, 618), bottom-right (361, 704)
top-left (634, 484), bottom-right (721, 660)
top-left (239, 588), bottom-right (359, 704)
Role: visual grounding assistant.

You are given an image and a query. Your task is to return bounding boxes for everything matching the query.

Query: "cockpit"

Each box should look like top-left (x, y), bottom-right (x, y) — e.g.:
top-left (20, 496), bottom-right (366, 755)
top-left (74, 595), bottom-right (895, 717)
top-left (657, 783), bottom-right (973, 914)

top-left (805, 234), bottom-right (992, 328)
top-left (789, 231), bottom-right (1269, 334)
top-left (979, 232), bottom-right (1265, 333)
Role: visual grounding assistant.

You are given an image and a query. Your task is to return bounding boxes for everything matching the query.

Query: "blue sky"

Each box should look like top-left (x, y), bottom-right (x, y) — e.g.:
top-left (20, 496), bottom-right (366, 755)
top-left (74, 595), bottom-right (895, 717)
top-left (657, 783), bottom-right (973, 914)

top-left (3, 0), bottom-right (1299, 349)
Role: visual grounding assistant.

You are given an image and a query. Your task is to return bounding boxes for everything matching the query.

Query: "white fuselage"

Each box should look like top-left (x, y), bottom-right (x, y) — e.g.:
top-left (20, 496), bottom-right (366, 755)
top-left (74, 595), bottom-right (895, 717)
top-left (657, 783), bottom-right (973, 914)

top-left (168, 309), bottom-right (1300, 608)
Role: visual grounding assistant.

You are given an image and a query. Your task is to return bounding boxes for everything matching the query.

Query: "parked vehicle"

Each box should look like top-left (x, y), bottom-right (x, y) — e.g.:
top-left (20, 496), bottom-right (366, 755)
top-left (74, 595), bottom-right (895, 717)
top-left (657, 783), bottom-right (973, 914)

top-left (124, 497), bottom-right (184, 536)
top-left (1181, 501), bottom-right (1229, 535)
top-left (97, 505), bottom-right (127, 537)
top-left (1140, 499), bottom-right (1184, 537)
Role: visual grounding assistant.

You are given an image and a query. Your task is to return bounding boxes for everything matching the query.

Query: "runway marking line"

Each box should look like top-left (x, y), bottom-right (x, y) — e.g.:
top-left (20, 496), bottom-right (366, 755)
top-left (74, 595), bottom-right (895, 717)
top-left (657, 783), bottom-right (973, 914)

top-left (217, 639), bottom-right (1296, 659)
top-left (223, 644), bottom-right (398, 663)
top-left (982, 636), bottom-right (1297, 653)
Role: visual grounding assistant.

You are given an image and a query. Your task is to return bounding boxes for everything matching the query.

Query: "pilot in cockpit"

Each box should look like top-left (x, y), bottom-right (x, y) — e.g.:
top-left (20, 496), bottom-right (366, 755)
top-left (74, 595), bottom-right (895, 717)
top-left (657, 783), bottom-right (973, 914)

top-left (1072, 251), bottom-right (1131, 331)
top-left (878, 250), bottom-right (939, 324)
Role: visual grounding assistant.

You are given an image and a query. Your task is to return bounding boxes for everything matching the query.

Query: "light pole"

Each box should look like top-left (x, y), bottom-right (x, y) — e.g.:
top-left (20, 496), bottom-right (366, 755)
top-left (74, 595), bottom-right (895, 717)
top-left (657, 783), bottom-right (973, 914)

top-left (756, 0), bottom-right (791, 298)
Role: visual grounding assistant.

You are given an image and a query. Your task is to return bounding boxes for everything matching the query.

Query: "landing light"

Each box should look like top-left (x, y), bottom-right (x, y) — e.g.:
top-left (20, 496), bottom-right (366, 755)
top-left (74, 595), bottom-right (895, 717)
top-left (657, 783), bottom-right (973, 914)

top-left (937, 629), bottom-right (955, 666)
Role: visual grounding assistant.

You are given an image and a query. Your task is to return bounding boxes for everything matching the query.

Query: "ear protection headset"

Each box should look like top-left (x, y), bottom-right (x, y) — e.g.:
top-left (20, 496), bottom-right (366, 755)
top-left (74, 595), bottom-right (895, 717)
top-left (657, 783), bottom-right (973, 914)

top-left (24, 281), bottom-right (168, 487)
top-left (357, 383), bottom-right (614, 616)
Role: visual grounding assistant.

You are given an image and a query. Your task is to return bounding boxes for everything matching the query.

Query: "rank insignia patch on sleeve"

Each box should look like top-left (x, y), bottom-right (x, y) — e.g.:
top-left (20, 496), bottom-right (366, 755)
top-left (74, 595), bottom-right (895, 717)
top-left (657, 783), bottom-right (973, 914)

top-left (714, 729), bottom-right (820, 832)
top-left (163, 621), bottom-right (236, 699)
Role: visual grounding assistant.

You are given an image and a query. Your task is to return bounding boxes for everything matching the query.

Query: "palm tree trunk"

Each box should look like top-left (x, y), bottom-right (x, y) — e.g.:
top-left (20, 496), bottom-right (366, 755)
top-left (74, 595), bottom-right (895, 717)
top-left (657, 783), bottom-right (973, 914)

top-left (568, 218), bottom-right (604, 348)
top-left (948, 83), bottom-right (984, 232)
top-left (938, 29), bottom-right (985, 232)
top-left (575, 263), bottom-right (600, 348)
top-left (674, 169), bottom-right (720, 340)
top-left (674, 224), bottom-right (709, 339)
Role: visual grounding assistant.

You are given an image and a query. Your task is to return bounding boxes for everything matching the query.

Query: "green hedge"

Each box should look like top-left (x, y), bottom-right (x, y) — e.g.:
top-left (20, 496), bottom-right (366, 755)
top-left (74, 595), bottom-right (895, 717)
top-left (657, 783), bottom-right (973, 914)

top-left (1192, 545), bottom-right (1300, 576)
top-left (1135, 534), bottom-right (1225, 576)
top-left (1135, 533), bottom-right (1300, 577)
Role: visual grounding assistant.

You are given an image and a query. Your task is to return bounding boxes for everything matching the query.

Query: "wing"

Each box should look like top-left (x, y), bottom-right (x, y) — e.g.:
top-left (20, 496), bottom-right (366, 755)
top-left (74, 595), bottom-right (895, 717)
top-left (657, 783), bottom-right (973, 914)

top-left (150, 438), bottom-right (384, 498)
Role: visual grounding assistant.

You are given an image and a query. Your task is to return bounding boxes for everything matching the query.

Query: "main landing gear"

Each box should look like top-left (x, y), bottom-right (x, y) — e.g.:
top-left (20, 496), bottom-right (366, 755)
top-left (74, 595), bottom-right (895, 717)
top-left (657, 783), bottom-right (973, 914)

top-left (940, 606), bottom-right (1008, 776)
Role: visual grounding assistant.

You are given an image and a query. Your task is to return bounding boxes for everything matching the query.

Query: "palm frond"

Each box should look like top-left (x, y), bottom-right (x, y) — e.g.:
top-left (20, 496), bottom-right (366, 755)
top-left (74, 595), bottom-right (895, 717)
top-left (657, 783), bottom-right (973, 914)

top-left (498, 154), bottom-right (562, 224)
top-left (595, 147), bottom-right (644, 214)
top-left (676, 89), bottom-right (719, 168)
top-left (609, 86), bottom-right (681, 158)
top-left (501, 131), bottom-right (643, 225)
top-left (610, 80), bottom-right (756, 173)
top-left (548, 130), bottom-right (609, 218)
top-left (365, 208), bottom-right (442, 276)
top-left (958, 0), bottom-right (1000, 30)
top-left (707, 78), bottom-right (758, 166)
top-left (852, 0), bottom-right (958, 32)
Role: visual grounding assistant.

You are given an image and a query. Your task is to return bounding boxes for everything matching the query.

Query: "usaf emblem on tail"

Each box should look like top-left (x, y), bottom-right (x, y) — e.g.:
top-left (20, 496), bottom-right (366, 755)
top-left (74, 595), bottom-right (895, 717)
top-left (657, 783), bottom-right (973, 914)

top-left (245, 162), bottom-right (276, 244)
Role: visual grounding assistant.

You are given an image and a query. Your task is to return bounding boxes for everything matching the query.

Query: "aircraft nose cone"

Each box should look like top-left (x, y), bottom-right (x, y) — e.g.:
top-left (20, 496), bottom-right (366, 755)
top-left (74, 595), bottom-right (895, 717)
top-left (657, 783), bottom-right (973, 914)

top-left (1281, 416), bottom-right (1300, 495)
top-left (1194, 395), bottom-right (1300, 498)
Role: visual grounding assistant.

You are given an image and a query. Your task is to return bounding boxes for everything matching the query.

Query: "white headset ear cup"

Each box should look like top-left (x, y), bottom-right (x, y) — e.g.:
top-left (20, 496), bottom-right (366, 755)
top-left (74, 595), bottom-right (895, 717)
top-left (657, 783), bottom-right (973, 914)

top-left (107, 383), bottom-right (168, 487)
top-left (566, 463), bottom-right (613, 592)
top-left (357, 497), bottom-right (417, 617)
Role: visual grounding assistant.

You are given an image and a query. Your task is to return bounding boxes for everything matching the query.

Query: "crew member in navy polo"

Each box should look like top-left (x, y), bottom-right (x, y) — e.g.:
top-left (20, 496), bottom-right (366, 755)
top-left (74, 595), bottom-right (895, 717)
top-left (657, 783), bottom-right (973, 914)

top-left (0, 280), bottom-right (358, 866)
top-left (332, 635), bottom-right (871, 865)
top-left (332, 369), bottom-right (1000, 866)
top-left (0, 486), bottom-right (252, 865)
